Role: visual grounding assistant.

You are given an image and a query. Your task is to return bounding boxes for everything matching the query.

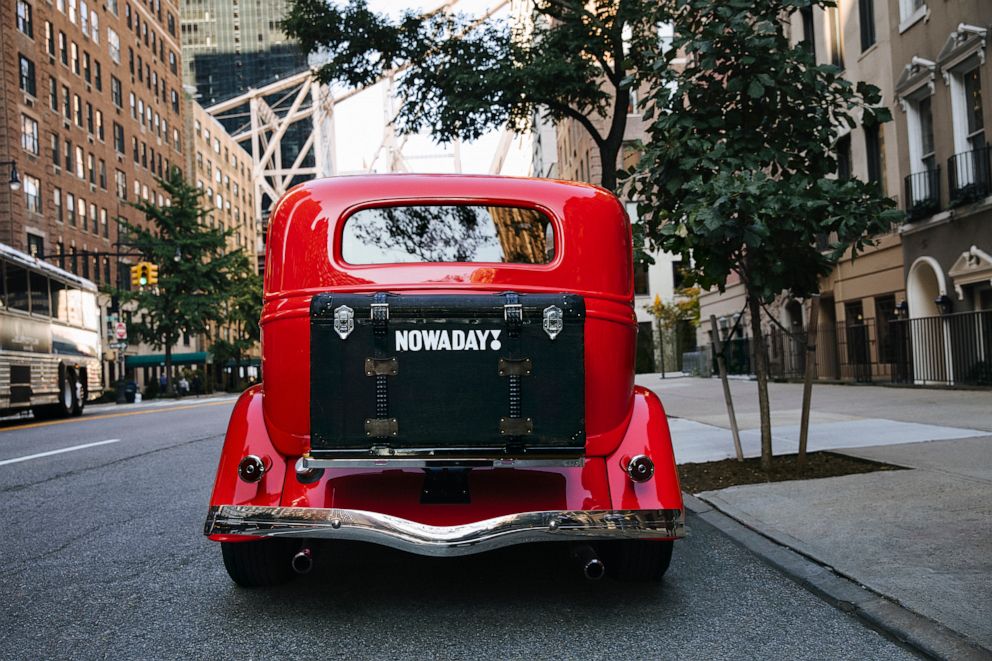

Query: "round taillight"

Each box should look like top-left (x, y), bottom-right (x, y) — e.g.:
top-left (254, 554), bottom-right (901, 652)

top-left (625, 454), bottom-right (655, 483)
top-left (237, 455), bottom-right (267, 483)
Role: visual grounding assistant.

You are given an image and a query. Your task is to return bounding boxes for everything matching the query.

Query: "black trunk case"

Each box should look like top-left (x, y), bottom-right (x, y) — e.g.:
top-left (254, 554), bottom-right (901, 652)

top-left (310, 292), bottom-right (585, 459)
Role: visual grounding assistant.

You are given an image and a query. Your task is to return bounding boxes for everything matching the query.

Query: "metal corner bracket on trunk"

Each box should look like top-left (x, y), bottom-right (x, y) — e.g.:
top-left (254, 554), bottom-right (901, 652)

top-left (205, 506), bottom-right (685, 557)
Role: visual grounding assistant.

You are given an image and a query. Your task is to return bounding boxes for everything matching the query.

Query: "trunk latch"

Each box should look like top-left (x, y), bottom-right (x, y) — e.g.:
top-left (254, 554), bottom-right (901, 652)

top-left (543, 305), bottom-right (564, 340)
top-left (333, 305), bottom-right (354, 340)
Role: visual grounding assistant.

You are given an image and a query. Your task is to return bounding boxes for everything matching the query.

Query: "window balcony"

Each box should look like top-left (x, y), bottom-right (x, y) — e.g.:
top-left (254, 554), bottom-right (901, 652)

top-left (948, 143), bottom-right (991, 206)
top-left (903, 166), bottom-right (940, 221)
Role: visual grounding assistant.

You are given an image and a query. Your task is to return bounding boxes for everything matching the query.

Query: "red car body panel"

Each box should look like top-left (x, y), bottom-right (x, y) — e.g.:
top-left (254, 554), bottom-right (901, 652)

top-left (206, 174), bottom-right (683, 547)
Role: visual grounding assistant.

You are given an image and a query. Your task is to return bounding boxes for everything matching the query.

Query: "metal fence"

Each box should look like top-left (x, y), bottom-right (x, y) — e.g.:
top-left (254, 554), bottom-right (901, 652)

top-left (709, 309), bottom-right (992, 387)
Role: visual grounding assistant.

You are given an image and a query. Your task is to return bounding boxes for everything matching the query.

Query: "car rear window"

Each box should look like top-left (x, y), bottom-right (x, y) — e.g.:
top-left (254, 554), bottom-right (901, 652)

top-left (341, 205), bottom-right (555, 265)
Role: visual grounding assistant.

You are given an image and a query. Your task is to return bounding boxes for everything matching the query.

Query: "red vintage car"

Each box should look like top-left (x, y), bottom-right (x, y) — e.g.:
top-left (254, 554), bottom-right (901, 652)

top-left (204, 174), bottom-right (684, 586)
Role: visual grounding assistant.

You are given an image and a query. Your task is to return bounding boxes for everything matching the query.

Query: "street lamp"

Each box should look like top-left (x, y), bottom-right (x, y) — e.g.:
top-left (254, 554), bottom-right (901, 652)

top-left (0, 160), bottom-right (21, 190)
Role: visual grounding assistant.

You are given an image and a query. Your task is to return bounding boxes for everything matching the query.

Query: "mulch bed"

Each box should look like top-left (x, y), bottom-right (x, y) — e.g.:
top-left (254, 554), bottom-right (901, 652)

top-left (678, 451), bottom-right (904, 494)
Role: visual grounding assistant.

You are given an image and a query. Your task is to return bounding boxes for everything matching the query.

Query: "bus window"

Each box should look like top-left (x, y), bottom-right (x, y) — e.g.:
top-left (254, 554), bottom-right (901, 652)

top-left (4, 262), bottom-right (30, 312)
top-left (81, 291), bottom-right (99, 330)
top-left (66, 288), bottom-right (83, 326)
top-left (30, 272), bottom-right (51, 317)
top-left (51, 279), bottom-right (69, 322)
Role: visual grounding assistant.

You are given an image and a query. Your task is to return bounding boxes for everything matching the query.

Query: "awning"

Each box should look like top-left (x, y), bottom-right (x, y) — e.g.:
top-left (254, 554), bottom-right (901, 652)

top-left (125, 352), bottom-right (210, 367)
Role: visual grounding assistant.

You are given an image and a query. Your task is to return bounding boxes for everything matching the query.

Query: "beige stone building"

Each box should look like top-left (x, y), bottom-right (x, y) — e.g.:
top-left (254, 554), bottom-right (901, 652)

top-left (699, 1), bottom-right (991, 387)
top-left (1, 0), bottom-right (186, 388)
top-left (186, 96), bottom-right (257, 266)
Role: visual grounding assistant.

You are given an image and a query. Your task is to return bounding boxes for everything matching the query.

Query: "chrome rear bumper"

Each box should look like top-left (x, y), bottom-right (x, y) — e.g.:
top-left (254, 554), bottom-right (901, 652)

top-left (205, 505), bottom-right (685, 557)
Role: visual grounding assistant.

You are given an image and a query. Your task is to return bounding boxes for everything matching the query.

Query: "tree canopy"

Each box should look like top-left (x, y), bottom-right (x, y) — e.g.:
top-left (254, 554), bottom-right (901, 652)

top-left (283, 0), bottom-right (664, 190)
top-left (115, 168), bottom-right (255, 393)
top-left (627, 0), bottom-right (903, 468)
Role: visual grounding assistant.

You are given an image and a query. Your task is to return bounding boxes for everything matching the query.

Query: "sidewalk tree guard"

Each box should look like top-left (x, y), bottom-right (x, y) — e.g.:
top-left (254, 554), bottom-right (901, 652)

top-left (627, 0), bottom-right (903, 470)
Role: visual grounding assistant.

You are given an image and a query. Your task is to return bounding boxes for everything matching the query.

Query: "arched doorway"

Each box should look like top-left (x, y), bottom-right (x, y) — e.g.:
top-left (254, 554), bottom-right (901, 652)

top-left (906, 257), bottom-right (951, 383)
top-left (907, 257), bottom-right (944, 319)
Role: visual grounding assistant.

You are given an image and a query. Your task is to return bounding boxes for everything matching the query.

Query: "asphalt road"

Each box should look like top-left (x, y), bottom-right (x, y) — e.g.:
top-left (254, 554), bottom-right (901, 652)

top-left (0, 398), bottom-right (916, 660)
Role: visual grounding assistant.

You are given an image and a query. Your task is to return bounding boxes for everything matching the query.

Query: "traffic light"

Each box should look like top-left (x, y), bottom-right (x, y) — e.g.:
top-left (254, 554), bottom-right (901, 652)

top-left (128, 261), bottom-right (159, 288)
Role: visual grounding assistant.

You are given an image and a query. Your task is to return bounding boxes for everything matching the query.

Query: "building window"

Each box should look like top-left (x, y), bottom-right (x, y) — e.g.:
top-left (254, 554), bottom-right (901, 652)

top-left (49, 77), bottom-right (57, 110)
top-left (62, 85), bottom-right (71, 119)
top-left (94, 61), bottom-right (102, 91)
top-left (54, 187), bottom-right (63, 222)
top-left (947, 63), bottom-right (987, 202)
top-left (59, 31), bottom-right (68, 65)
top-left (108, 28), bottom-right (120, 63)
top-left (18, 54), bottom-right (36, 96)
top-left (27, 234), bottom-right (44, 259)
top-left (827, 6), bottom-right (844, 68)
top-left (20, 115), bottom-right (39, 155)
top-left (75, 146), bottom-right (84, 179)
top-left (115, 170), bottom-right (126, 199)
top-left (865, 123), bottom-right (884, 190)
top-left (99, 159), bottom-right (107, 188)
top-left (83, 52), bottom-right (91, 83)
top-left (67, 193), bottom-right (75, 226)
top-left (71, 42), bottom-right (79, 75)
top-left (905, 93), bottom-right (939, 210)
top-left (45, 21), bottom-right (54, 56)
top-left (24, 175), bottom-right (42, 213)
top-left (962, 67), bottom-right (985, 151)
top-left (101, 208), bottom-right (108, 237)
top-left (858, 0), bottom-right (875, 51)
top-left (113, 122), bottom-right (125, 154)
top-left (836, 134), bottom-right (852, 180)
top-left (17, 1), bottom-right (34, 37)
top-left (77, 198), bottom-right (86, 228)
top-left (50, 133), bottom-right (59, 166)
top-left (64, 139), bottom-right (72, 170)
top-left (73, 94), bottom-right (82, 127)
top-left (96, 109), bottom-right (104, 141)
top-left (898, 0), bottom-right (926, 27)
top-left (111, 76), bottom-right (122, 107)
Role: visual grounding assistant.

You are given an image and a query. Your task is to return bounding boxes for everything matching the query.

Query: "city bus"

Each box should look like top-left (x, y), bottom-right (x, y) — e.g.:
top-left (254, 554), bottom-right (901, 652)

top-left (1, 242), bottom-right (102, 418)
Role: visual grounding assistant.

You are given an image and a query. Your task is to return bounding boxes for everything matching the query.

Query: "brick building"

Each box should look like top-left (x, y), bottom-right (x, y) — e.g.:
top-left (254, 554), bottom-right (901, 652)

top-left (1, 0), bottom-right (186, 385)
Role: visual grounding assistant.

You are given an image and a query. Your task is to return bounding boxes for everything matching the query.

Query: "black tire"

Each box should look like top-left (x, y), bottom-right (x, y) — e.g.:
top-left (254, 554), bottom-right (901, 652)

top-left (221, 540), bottom-right (298, 588)
top-left (601, 540), bottom-right (674, 582)
top-left (71, 369), bottom-right (85, 416)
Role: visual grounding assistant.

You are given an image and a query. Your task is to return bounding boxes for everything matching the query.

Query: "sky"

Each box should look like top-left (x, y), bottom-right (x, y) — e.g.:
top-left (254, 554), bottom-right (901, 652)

top-left (321, 0), bottom-right (534, 177)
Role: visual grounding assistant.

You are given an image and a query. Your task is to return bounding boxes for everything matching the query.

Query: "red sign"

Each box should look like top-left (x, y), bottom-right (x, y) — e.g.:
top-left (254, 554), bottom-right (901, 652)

top-left (114, 322), bottom-right (128, 340)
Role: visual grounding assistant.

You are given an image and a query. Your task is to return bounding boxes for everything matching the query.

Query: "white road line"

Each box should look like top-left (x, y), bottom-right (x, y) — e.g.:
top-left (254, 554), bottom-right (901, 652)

top-left (0, 439), bottom-right (122, 467)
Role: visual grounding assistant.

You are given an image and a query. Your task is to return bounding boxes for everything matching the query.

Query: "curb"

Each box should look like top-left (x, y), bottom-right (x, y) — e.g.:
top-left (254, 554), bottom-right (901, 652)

top-left (683, 493), bottom-right (991, 660)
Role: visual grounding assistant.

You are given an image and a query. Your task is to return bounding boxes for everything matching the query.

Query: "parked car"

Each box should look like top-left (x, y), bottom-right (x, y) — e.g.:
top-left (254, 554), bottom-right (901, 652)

top-left (204, 175), bottom-right (684, 587)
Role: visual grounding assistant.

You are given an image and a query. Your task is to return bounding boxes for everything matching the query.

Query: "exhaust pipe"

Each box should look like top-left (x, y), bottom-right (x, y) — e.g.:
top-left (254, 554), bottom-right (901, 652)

top-left (291, 547), bottom-right (313, 574)
top-left (571, 544), bottom-right (605, 581)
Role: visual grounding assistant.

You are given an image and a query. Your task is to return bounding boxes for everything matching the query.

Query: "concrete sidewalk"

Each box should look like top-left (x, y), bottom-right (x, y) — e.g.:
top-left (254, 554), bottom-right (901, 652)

top-left (639, 375), bottom-right (992, 654)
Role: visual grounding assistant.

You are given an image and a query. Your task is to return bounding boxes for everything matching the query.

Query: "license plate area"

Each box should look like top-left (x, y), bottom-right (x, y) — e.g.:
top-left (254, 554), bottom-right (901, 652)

top-left (309, 292), bottom-right (585, 460)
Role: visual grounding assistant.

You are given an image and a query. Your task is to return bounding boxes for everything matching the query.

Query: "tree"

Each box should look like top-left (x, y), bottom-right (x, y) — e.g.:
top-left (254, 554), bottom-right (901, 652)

top-left (628, 0), bottom-right (903, 470)
top-left (283, 0), bottom-right (662, 192)
top-left (116, 168), bottom-right (245, 395)
top-left (645, 287), bottom-right (700, 374)
top-left (210, 250), bottom-right (262, 391)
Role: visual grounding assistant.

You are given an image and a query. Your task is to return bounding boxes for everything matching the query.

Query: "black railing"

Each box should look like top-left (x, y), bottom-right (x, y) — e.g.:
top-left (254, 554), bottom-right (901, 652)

top-left (948, 143), bottom-right (992, 206)
top-left (708, 309), bottom-right (992, 387)
top-left (904, 166), bottom-right (941, 221)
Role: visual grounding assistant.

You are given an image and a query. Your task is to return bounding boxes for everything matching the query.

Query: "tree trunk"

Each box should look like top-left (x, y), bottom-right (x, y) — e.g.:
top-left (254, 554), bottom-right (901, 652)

top-left (747, 294), bottom-right (773, 471)
top-left (598, 134), bottom-right (623, 191)
top-left (164, 344), bottom-right (173, 397)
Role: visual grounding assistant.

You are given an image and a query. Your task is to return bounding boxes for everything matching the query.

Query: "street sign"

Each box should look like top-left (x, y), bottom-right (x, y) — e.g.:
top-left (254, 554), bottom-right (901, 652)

top-left (114, 322), bottom-right (128, 340)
